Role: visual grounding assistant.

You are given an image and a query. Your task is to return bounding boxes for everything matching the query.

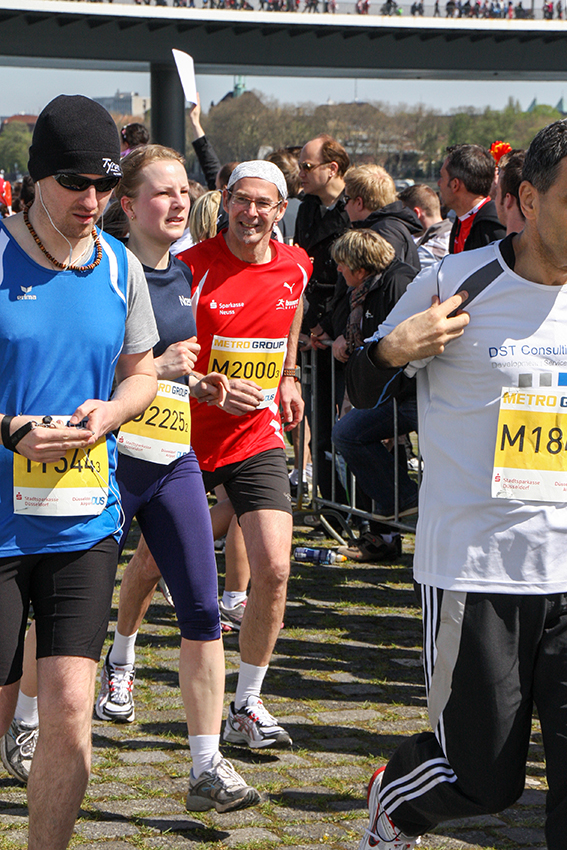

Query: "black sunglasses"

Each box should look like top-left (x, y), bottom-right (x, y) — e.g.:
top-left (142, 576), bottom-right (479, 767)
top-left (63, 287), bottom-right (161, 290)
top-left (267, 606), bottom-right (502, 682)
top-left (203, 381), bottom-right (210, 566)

top-left (298, 161), bottom-right (327, 173)
top-left (53, 173), bottom-right (121, 193)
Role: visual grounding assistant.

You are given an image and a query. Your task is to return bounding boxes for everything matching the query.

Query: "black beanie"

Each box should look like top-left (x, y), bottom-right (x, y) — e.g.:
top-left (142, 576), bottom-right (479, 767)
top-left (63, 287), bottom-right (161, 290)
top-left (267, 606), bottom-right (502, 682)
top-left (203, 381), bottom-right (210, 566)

top-left (28, 94), bottom-right (122, 182)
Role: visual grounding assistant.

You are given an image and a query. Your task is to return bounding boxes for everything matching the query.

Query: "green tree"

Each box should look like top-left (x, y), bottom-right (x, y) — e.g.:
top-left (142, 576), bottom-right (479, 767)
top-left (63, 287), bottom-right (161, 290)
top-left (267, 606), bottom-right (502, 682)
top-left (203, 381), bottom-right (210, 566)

top-left (186, 93), bottom-right (567, 183)
top-left (0, 123), bottom-right (32, 177)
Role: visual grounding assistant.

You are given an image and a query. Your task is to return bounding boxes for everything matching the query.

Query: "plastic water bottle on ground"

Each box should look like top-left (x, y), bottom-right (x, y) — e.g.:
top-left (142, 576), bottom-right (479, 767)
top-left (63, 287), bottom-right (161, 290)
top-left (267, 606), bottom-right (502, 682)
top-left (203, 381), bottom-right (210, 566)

top-left (293, 547), bottom-right (347, 564)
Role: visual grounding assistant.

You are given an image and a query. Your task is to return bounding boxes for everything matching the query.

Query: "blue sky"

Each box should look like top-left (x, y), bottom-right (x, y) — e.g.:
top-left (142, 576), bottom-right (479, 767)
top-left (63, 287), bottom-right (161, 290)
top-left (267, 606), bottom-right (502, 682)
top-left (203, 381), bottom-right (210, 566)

top-left (1, 65), bottom-right (566, 117)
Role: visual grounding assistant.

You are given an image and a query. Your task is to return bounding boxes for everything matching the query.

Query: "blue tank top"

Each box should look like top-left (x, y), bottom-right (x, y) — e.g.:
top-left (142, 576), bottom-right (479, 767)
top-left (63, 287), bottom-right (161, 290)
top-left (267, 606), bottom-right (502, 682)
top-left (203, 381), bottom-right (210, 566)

top-left (0, 222), bottom-right (129, 556)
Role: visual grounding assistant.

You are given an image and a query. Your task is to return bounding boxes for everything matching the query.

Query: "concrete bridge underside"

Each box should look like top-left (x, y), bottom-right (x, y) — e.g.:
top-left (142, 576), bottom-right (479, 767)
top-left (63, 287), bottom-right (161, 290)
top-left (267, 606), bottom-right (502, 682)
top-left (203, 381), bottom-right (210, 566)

top-left (2, 0), bottom-right (567, 153)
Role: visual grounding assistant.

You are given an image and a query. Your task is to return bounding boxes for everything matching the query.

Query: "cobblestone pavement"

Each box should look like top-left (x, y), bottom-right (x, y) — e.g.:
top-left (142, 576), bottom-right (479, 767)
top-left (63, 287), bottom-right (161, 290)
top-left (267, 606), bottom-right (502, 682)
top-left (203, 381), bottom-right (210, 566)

top-left (0, 524), bottom-right (547, 850)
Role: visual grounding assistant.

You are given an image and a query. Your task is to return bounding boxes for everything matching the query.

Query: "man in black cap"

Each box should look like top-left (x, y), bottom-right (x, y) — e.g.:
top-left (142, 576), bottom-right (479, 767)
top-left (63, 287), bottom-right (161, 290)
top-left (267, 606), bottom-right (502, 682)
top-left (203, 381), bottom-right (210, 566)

top-left (0, 95), bottom-right (158, 849)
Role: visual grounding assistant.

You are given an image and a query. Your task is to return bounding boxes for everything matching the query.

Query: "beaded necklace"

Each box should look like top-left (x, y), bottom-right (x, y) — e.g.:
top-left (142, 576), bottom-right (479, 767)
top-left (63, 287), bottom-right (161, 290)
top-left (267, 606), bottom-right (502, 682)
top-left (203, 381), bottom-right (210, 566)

top-left (23, 205), bottom-right (102, 272)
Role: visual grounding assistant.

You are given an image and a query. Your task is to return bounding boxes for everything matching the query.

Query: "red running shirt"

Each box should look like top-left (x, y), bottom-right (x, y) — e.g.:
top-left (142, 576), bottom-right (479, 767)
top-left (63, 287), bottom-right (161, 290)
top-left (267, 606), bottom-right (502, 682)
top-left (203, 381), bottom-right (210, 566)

top-left (178, 232), bottom-right (312, 471)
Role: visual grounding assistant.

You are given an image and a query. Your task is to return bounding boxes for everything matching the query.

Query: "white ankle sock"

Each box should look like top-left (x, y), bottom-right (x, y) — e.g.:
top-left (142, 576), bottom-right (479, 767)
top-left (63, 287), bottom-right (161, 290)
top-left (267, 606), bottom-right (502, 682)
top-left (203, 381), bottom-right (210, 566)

top-left (14, 691), bottom-right (38, 727)
top-left (109, 630), bottom-right (138, 667)
top-left (222, 590), bottom-right (247, 609)
top-left (189, 734), bottom-right (220, 777)
top-left (234, 661), bottom-right (268, 709)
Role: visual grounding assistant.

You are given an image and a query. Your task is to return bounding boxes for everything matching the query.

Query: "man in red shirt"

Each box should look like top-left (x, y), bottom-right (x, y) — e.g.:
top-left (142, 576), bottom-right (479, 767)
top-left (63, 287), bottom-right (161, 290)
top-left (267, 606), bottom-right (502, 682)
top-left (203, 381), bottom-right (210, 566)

top-left (180, 161), bottom-right (312, 748)
top-left (438, 144), bottom-right (505, 253)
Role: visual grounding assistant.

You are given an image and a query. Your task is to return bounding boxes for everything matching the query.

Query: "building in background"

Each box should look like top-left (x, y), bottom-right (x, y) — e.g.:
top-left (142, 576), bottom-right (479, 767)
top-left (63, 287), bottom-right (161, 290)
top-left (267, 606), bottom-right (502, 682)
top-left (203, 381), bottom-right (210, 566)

top-left (94, 90), bottom-right (150, 117)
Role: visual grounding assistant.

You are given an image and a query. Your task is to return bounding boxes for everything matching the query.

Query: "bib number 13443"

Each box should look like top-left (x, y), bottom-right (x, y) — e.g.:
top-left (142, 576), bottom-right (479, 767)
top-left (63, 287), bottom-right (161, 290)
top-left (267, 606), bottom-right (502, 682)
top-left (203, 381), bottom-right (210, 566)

top-left (14, 430), bottom-right (108, 516)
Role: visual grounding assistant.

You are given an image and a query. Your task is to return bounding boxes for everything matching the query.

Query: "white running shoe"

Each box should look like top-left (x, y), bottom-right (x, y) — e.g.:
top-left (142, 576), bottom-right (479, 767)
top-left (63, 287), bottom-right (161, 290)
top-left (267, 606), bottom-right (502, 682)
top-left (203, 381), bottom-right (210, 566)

top-left (219, 598), bottom-right (247, 632)
top-left (223, 696), bottom-right (292, 749)
top-left (186, 751), bottom-right (261, 812)
top-left (95, 650), bottom-right (136, 723)
top-left (358, 766), bottom-right (421, 849)
top-left (0, 718), bottom-right (39, 784)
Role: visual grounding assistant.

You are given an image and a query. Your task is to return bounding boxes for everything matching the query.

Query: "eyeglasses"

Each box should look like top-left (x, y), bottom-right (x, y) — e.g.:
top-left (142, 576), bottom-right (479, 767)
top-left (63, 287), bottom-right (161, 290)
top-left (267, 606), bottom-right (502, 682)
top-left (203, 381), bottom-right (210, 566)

top-left (227, 192), bottom-right (282, 213)
top-left (298, 161), bottom-right (328, 173)
top-left (343, 194), bottom-right (351, 202)
top-left (53, 173), bottom-right (121, 193)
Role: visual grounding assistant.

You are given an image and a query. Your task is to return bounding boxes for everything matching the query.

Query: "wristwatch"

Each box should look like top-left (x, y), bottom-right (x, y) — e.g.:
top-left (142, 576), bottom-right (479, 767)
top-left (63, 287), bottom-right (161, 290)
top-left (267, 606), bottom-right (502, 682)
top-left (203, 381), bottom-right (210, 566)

top-left (282, 366), bottom-right (301, 382)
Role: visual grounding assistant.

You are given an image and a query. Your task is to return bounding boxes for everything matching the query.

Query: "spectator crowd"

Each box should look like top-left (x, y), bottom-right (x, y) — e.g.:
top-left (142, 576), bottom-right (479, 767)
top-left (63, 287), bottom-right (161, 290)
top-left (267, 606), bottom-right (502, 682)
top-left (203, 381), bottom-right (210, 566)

top-left (56, 0), bottom-right (567, 17)
top-left (1, 87), bottom-right (567, 850)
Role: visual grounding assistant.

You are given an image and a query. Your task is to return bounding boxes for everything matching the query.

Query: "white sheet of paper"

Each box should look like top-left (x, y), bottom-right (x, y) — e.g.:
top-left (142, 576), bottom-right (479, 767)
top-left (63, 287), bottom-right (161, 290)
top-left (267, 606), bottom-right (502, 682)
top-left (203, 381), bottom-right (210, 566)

top-left (172, 49), bottom-right (198, 106)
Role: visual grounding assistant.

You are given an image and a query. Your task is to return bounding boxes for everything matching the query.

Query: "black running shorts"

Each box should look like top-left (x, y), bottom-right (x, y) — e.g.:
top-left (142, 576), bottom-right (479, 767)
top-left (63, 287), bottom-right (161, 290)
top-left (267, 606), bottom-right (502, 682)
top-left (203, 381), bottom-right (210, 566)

top-left (202, 448), bottom-right (292, 520)
top-left (0, 536), bottom-right (118, 685)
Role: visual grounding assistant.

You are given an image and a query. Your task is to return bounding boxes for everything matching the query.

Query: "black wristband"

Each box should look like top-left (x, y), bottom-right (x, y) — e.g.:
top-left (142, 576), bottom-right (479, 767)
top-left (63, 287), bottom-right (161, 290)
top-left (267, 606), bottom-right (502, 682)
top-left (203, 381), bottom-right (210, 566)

top-left (1, 415), bottom-right (14, 450)
top-left (1, 416), bottom-right (36, 454)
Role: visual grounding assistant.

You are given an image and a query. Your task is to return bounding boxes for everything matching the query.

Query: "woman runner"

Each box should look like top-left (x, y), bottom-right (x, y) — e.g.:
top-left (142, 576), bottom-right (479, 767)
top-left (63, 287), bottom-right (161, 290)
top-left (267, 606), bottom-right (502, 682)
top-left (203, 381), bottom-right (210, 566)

top-left (95, 145), bottom-right (260, 813)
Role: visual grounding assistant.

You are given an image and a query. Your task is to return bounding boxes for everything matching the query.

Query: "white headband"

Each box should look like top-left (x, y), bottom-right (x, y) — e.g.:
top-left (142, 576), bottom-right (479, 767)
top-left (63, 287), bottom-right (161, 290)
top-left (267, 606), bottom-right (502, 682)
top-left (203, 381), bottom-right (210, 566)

top-left (227, 160), bottom-right (288, 201)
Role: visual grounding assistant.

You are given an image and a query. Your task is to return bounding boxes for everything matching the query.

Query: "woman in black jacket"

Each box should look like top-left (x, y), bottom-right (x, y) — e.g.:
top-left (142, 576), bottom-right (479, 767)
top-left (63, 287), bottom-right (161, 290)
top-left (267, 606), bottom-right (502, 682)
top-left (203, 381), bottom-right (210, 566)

top-left (328, 229), bottom-right (419, 562)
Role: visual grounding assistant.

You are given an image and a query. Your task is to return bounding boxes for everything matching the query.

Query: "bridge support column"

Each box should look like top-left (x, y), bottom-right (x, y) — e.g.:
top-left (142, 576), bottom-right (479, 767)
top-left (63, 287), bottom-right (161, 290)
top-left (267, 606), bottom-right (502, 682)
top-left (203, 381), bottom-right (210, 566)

top-left (150, 63), bottom-right (185, 156)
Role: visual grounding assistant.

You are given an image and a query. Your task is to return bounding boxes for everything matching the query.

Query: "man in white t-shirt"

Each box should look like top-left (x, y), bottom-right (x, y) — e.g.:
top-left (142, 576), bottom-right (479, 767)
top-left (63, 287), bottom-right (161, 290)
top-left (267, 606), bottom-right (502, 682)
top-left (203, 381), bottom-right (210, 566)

top-left (350, 120), bottom-right (567, 850)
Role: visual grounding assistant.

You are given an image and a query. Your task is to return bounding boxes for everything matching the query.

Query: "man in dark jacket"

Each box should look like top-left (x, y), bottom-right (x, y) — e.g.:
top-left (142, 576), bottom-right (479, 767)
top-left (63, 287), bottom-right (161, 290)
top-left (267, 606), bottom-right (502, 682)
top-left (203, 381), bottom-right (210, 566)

top-left (293, 135), bottom-right (351, 504)
top-left (294, 134), bottom-right (351, 327)
top-left (438, 144), bottom-right (506, 252)
top-left (343, 164), bottom-right (422, 271)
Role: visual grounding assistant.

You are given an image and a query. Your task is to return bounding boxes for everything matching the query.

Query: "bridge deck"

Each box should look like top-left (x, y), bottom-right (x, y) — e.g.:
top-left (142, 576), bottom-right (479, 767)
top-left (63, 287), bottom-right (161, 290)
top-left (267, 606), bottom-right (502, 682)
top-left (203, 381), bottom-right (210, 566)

top-left (0, 0), bottom-right (566, 78)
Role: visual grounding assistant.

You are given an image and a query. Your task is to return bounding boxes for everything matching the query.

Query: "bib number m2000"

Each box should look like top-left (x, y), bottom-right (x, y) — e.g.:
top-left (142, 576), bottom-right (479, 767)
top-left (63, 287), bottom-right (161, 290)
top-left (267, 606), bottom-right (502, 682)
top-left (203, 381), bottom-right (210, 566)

top-left (14, 430), bottom-right (108, 516)
top-left (207, 336), bottom-right (287, 410)
top-left (118, 379), bottom-right (191, 465)
top-left (492, 387), bottom-right (567, 502)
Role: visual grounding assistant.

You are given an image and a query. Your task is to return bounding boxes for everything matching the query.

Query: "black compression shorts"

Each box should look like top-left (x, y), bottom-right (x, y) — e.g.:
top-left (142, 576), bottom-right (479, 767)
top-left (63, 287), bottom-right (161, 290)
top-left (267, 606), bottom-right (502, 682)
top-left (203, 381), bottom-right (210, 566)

top-left (0, 536), bottom-right (118, 685)
top-left (202, 448), bottom-right (292, 520)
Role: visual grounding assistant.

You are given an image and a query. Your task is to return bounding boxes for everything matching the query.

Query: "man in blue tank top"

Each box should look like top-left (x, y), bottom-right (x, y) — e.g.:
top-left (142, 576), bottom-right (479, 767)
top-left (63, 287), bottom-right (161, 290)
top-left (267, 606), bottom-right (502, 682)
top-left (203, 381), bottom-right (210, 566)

top-left (0, 95), bottom-right (158, 849)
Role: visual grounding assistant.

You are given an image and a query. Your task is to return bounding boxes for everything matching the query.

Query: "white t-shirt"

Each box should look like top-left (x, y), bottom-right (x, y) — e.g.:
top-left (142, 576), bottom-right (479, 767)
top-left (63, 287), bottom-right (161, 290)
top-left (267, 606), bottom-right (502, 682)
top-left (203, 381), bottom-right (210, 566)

top-left (374, 237), bottom-right (567, 594)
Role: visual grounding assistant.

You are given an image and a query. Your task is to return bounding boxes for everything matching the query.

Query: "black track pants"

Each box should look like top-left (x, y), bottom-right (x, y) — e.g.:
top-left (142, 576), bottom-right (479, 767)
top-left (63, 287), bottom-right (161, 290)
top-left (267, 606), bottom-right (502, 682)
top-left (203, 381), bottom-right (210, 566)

top-left (380, 586), bottom-right (567, 850)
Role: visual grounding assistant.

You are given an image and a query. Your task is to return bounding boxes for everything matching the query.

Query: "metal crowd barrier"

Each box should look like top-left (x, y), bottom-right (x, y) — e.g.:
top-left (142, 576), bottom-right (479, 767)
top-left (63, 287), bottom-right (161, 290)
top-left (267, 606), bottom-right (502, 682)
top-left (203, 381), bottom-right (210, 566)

top-left (293, 347), bottom-right (420, 545)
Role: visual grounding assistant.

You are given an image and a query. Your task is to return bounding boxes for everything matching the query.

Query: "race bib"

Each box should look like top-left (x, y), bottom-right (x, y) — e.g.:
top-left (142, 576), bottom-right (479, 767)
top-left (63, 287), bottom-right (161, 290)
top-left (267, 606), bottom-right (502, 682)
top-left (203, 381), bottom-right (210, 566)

top-left (208, 335), bottom-right (287, 410)
top-left (14, 427), bottom-right (108, 516)
top-left (492, 387), bottom-right (567, 502)
top-left (118, 380), bottom-right (191, 465)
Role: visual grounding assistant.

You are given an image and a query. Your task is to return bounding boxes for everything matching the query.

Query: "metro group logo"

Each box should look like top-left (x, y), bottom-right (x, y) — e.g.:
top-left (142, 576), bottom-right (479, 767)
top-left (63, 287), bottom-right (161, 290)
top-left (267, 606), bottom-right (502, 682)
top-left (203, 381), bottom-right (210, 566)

top-left (501, 390), bottom-right (567, 411)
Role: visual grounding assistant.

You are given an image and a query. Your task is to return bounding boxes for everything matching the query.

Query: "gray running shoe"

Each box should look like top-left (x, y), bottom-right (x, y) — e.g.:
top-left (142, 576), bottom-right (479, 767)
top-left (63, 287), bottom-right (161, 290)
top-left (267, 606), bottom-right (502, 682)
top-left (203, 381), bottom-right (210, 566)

top-left (185, 751), bottom-right (261, 812)
top-left (219, 598), bottom-right (247, 632)
top-left (95, 650), bottom-right (136, 723)
top-left (0, 718), bottom-right (39, 784)
top-left (223, 696), bottom-right (292, 749)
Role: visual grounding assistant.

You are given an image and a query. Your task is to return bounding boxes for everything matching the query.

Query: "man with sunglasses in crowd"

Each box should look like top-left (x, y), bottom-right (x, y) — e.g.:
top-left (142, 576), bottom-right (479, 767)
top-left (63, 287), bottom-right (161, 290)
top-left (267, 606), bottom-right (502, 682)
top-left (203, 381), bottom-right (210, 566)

top-left (293, 135), bottom-right (351, 506)
top-left (0, 94), bottom-right (158, 849)
top-left (294, 134), bottom-right (350, 331)
top-left (179, 161), bottom-right (312, 749)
